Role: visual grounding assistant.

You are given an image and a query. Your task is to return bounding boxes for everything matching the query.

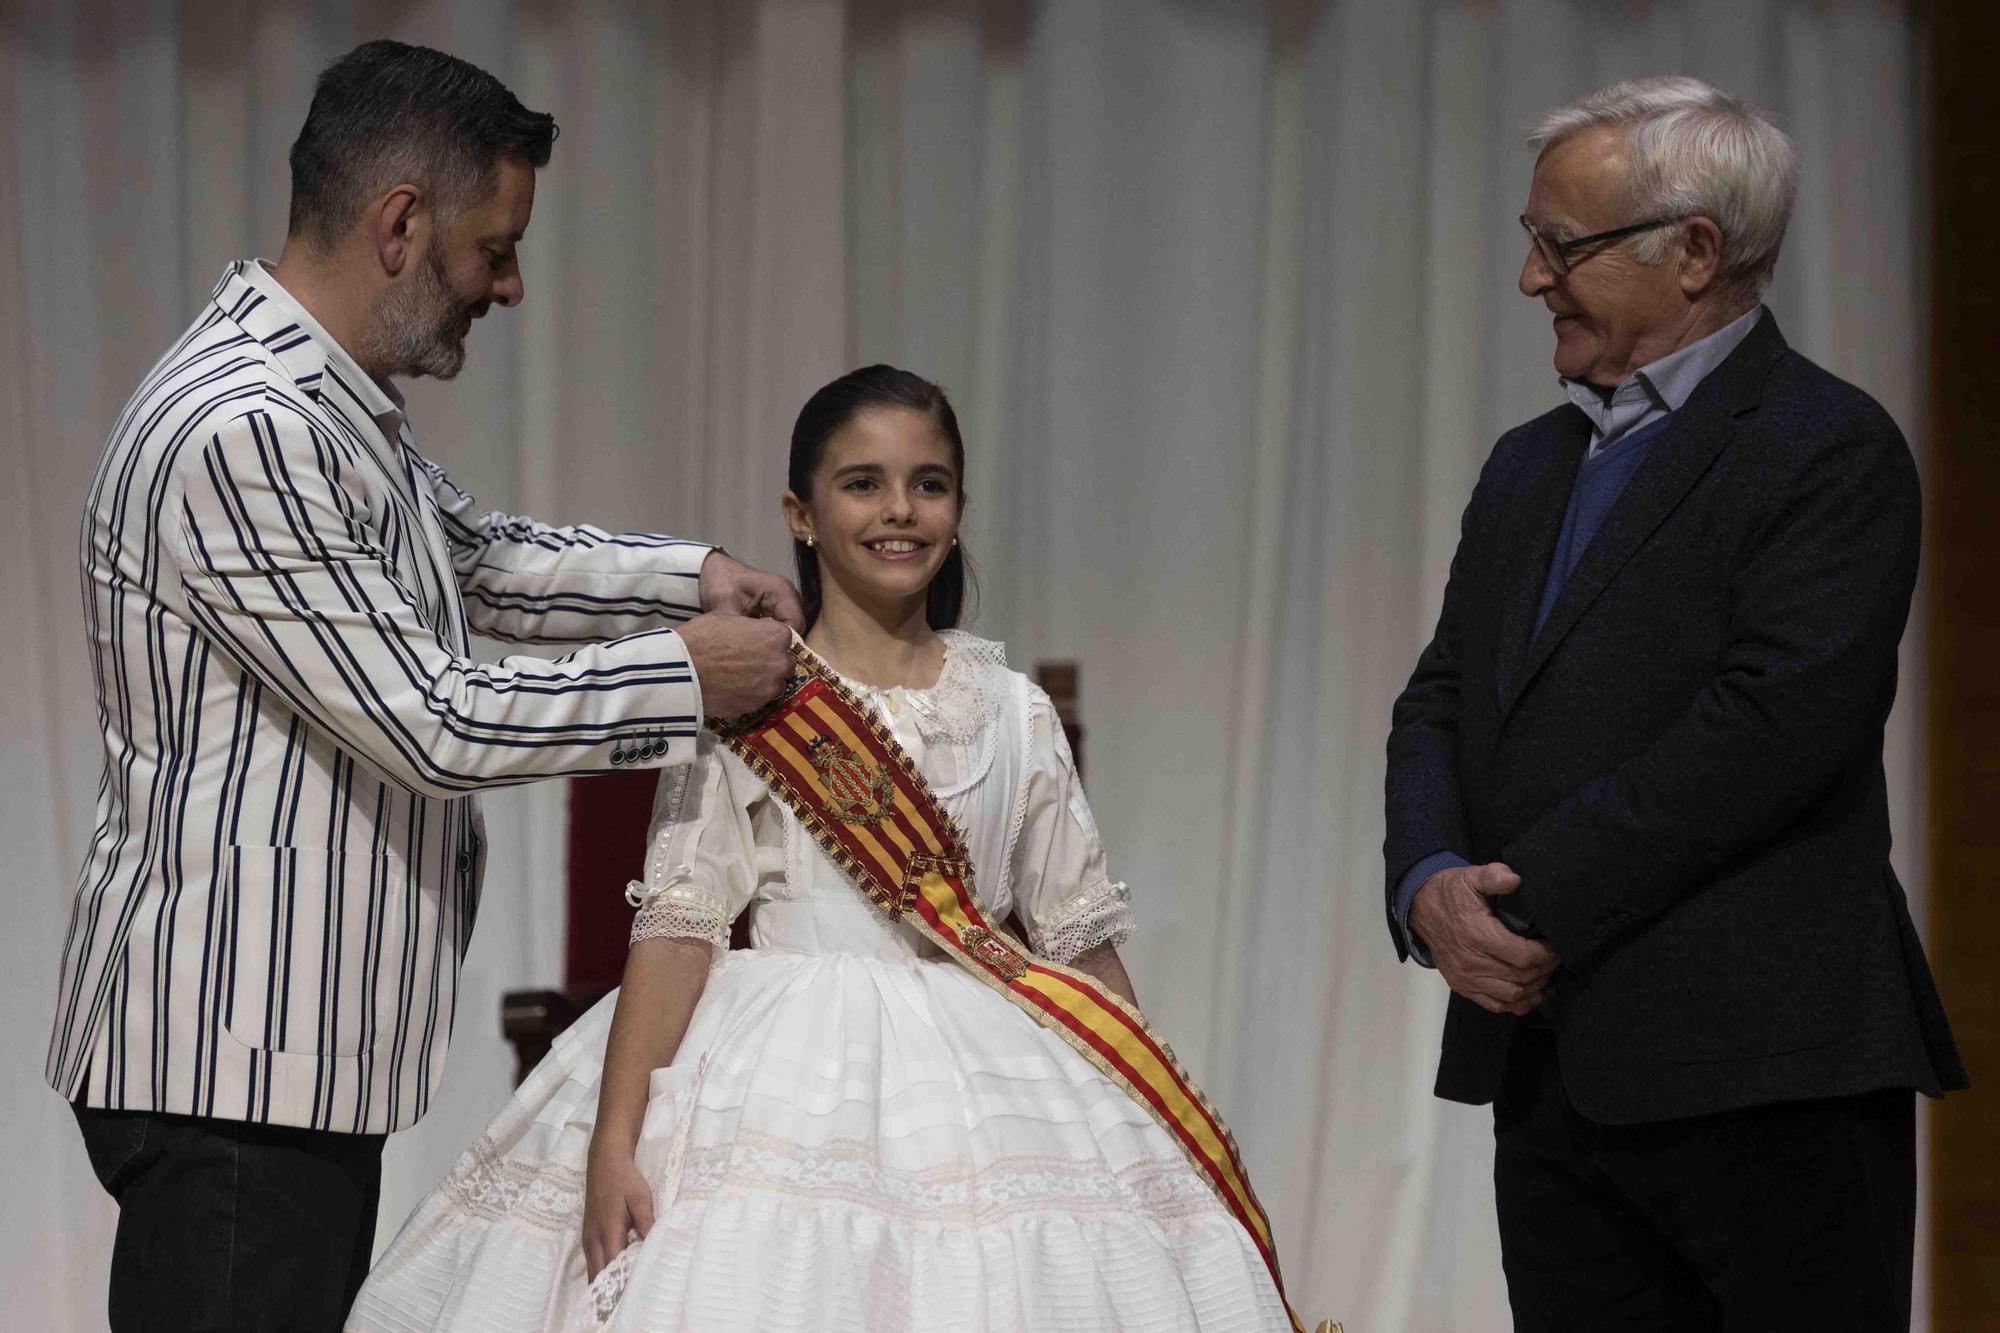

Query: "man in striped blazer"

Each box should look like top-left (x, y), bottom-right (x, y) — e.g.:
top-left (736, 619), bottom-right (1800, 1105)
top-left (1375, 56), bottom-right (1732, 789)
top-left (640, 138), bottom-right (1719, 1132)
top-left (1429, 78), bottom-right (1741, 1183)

top-left (50, 41), bottom-right (798, 1331)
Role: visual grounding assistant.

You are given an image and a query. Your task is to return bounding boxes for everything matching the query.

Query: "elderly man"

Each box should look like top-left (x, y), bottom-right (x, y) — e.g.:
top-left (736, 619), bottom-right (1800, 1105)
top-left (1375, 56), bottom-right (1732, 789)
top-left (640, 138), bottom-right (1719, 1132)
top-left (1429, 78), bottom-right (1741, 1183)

top-left (51, 41), bottom-right (797, 1332)
top-left (1385, 77), bottom-right (1964, 1329)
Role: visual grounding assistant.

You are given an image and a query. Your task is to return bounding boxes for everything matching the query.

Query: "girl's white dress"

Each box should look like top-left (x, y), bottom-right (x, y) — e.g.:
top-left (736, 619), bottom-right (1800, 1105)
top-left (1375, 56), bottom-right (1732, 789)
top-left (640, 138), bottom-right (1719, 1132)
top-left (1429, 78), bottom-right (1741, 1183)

top-left (347, 632), bottom-right (1291, 1332)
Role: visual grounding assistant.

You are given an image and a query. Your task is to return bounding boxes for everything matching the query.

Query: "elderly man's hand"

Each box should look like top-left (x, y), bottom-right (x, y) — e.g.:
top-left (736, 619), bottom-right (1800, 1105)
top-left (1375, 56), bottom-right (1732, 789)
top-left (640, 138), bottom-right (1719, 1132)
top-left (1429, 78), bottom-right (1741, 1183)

top-left (1410, 862), bottom-right (1560, 1016)
top-left (698, 550), bottom-right (805, 631)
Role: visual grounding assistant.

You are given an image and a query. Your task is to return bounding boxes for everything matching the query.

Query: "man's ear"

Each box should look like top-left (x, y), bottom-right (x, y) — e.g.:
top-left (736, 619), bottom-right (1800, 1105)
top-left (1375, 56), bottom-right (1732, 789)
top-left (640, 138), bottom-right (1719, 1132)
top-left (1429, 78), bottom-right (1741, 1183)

top-left (370, 184), bottom-right (428, 279)
top-left (1678, 215), bottom-right (1724, 298)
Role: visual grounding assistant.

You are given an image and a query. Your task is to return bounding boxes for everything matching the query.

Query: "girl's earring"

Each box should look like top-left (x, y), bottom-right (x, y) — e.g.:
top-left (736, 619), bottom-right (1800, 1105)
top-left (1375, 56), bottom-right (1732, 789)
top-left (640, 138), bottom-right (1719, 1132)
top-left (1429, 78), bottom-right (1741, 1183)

top-left (952, 537), bottom-right (959, 547)
top-left (805, 534), bottom-right (815, 548)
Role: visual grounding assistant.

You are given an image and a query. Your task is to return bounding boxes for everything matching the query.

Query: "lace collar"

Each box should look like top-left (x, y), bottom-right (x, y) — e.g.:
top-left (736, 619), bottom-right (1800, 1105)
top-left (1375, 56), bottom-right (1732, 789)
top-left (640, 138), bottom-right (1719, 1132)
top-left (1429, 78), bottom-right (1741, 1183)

top-left (824, 630), bottom-right (1006, 747)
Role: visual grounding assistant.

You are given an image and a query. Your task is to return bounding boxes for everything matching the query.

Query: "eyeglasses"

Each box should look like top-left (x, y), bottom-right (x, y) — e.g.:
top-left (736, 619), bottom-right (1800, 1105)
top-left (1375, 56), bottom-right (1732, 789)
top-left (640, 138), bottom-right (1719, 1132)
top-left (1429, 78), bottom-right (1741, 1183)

top-left (1518, 213), bottom-right (1683, 278)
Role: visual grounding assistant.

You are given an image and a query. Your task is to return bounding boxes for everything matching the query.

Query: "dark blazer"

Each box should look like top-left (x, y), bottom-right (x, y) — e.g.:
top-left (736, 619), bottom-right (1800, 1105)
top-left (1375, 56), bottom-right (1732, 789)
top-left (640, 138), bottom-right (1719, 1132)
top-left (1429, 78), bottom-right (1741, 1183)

top-left (1384, 311), bottom-right (1966, 1124)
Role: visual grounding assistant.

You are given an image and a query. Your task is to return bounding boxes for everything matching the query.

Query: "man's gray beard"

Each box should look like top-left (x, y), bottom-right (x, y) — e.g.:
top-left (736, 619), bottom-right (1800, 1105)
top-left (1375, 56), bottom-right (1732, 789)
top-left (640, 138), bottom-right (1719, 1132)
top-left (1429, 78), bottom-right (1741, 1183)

top-left (360, 249), bottom-right (469, 381)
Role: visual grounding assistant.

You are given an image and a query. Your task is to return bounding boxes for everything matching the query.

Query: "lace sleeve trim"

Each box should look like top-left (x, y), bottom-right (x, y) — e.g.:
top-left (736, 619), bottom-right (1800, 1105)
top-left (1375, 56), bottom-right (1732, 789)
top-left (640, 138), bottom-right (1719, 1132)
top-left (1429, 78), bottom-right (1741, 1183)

top-left (626, 876), bottom-right (729, 953)
top-left (1032, 879), bottom-right (1135, 965)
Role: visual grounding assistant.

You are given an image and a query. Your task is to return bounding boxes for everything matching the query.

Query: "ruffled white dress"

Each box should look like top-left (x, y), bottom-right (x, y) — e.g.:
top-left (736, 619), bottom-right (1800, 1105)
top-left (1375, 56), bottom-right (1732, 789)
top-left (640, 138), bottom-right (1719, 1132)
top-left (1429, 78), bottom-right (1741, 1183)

top-left (347, 632), bottom-right (1291, 1332)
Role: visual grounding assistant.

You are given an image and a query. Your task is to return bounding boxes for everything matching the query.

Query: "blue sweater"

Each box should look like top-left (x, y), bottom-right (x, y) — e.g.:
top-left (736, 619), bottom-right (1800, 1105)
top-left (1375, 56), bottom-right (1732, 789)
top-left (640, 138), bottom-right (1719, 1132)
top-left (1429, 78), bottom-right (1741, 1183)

top-left (1531, 410), bottom-right (1677, 640)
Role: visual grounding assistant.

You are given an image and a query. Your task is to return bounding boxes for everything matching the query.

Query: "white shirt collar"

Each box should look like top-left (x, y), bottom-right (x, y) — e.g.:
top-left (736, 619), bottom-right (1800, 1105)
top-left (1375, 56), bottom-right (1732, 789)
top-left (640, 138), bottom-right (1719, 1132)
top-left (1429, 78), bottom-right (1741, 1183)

top-left (233, 258), bottom-right (407, 438)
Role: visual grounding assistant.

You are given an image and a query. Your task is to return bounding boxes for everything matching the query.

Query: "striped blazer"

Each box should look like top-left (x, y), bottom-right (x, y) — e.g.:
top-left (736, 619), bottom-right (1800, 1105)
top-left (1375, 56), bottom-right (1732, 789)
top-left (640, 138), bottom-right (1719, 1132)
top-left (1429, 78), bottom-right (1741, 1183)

top-left (49, 259), bottom-right (709, 1134)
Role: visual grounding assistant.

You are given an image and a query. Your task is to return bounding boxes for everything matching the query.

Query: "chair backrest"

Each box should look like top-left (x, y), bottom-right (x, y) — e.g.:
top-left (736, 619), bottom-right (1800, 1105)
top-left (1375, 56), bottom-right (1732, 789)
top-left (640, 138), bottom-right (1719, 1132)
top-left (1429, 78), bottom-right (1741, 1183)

top-left (562, 766), bottom-right (661, 994)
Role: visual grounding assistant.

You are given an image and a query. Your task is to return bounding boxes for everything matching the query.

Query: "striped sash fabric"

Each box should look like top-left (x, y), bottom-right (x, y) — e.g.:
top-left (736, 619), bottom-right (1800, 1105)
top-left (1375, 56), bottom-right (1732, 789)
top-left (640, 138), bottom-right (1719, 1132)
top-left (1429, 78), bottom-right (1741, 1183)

top-left (714, 644), bottom-right (1310, 1332)
top-left (48, 260), bottom-right (712, 1133)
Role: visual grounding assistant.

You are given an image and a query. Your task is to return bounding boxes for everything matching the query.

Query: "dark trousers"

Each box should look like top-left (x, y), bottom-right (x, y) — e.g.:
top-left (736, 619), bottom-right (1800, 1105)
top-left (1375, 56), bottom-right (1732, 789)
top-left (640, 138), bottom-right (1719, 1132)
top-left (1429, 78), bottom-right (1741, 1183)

top-left (72, 1101), bottom-right (386, 1333)
top-left (1493, 1028), bottom-right (1915, 1332)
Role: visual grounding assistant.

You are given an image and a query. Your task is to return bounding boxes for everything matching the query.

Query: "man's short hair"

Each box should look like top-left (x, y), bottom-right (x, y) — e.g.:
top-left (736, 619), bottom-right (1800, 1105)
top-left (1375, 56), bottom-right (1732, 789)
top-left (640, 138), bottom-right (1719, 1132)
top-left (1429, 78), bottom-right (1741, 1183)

top-left (1528, 76), bottom-right (1799, 301)
top-left (287, 40), bottom-right (557, 254)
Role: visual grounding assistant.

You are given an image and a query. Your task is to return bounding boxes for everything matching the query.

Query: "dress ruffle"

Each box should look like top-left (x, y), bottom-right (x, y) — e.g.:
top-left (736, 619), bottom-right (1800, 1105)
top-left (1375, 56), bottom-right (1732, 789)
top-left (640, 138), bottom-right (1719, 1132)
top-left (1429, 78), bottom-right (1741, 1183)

top-left (349, 950), bottom-right (1290, 1332)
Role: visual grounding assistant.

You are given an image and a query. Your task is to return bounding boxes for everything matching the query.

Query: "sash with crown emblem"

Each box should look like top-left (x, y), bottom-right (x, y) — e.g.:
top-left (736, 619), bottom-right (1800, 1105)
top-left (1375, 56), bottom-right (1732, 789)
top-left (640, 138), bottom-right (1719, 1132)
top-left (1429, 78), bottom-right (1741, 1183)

top-left (710, 643), bottom-right (1329, 1333)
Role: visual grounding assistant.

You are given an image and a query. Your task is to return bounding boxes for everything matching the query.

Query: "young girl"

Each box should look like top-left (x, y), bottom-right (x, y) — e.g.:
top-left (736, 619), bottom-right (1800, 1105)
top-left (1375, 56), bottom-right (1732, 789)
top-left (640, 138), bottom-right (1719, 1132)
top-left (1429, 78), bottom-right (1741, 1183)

top-left (348, 366), bottom-right (1301, 1332)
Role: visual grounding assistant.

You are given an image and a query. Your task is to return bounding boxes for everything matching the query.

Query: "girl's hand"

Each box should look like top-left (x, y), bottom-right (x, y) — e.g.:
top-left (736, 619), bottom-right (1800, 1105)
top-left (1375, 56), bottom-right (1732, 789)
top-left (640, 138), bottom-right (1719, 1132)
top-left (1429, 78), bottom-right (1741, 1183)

top-left (581, 1142), bottom-right (655, 1279)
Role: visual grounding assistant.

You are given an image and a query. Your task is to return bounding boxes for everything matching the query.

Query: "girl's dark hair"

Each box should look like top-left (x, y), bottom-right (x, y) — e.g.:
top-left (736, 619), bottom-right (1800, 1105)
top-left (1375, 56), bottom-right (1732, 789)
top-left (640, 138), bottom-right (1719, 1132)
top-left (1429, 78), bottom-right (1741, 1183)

top-left (789, 365), bottom-right (973, 632)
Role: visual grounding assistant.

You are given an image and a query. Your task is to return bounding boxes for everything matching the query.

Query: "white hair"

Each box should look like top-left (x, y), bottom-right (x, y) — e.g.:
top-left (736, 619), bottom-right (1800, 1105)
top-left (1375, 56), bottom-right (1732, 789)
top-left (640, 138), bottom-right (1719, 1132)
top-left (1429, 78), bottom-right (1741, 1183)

top-left (1528, 75), bottom-right (1799, 300)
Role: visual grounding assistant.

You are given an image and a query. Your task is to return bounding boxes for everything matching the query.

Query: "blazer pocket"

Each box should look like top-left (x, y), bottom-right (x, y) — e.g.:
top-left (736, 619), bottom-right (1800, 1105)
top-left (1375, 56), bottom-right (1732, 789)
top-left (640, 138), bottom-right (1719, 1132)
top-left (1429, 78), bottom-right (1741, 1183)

top-left (224, 845), bottom-right (407, 1057)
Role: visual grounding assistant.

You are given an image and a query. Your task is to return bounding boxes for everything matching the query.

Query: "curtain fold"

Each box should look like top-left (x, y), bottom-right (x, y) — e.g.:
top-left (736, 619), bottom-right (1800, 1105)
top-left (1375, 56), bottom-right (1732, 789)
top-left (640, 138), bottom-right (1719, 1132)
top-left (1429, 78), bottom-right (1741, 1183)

top-left (4, 2), bottom-right (1924, 1326)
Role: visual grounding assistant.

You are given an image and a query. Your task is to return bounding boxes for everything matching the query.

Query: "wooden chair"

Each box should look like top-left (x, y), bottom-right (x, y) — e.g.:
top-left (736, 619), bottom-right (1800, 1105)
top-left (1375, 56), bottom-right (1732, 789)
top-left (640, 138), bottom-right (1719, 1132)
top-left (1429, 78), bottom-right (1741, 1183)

top-left (500, 661), bottom-right (1083, 1084)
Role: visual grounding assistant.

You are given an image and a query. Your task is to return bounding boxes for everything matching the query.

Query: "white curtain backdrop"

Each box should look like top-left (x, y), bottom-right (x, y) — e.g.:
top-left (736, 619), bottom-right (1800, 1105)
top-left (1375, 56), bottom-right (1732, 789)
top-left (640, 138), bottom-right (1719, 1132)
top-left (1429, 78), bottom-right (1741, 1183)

top-left (2, 2), bottom-right (1927, 1329)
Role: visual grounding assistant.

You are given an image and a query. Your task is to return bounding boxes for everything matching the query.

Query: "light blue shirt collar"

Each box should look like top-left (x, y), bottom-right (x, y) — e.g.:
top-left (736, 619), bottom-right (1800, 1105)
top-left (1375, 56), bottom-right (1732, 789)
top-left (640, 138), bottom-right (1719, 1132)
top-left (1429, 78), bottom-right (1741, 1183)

top-left (1563, 304), bottom-right (1763, 456)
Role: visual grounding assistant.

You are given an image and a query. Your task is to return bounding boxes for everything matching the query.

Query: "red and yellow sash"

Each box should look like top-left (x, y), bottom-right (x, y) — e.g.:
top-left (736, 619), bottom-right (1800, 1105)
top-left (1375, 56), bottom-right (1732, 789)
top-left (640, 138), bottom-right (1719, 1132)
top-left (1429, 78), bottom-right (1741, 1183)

top-left (711, 644), bottom-right (1316, 1333)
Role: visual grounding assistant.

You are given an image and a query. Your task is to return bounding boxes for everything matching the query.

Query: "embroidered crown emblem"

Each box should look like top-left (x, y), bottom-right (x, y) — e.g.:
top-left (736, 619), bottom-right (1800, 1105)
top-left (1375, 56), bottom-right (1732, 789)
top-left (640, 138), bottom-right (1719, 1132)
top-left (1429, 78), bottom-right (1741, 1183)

top-left (806, 733), bottom-right (897, 827)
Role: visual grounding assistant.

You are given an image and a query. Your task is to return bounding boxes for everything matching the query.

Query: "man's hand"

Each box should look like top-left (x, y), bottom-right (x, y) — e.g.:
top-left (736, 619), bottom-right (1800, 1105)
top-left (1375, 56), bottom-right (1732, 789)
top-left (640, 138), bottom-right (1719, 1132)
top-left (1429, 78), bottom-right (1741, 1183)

top-left (1410, 862), bottom-right (1560, 1016)
top-left (678, 613), bottom-right (793, 720)
top-left (698, 550), bottom-right (805, 631)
